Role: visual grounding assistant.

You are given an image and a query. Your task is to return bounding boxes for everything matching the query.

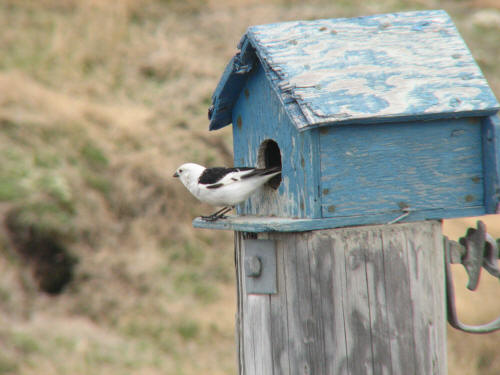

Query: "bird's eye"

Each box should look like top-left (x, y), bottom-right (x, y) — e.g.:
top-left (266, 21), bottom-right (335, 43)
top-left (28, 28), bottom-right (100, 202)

top-left (179, 169), bottom-right (183, 173)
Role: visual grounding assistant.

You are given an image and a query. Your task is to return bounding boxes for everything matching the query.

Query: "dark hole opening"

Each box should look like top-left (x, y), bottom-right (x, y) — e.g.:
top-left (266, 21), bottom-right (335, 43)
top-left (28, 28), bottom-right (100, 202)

top-left (258, 139), bottom-right (282, 190)
top-left (5, 207), bottom-right (77, 295)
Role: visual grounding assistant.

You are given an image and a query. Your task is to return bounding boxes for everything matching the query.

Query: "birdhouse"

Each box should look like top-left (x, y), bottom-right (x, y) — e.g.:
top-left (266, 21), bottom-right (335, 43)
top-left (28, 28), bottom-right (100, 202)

top-left (195, 9), bottom-right (500, 233)
top-left (192, 11), bottom-right (500, 375)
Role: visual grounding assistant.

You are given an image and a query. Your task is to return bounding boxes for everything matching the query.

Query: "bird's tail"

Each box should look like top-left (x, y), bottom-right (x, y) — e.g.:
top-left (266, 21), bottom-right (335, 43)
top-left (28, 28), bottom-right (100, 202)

top-left (241, 166), bottom-right (281, 179)
top-left (260, 166), bottom-right (281, 176)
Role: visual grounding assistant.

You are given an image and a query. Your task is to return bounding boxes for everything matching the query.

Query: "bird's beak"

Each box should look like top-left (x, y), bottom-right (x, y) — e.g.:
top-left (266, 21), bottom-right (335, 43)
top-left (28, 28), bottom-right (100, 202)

top-left (173, 172), bottom-right (179, 178)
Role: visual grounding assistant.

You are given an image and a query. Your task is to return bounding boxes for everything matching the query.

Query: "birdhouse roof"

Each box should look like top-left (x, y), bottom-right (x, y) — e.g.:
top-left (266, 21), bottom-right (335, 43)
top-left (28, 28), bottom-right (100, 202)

top-left (209, 10), bottom-right (499, 131)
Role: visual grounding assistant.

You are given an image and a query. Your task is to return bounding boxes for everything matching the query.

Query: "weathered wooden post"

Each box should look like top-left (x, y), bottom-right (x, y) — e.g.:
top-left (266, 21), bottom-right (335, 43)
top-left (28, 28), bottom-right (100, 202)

top-left (195, 10), bottom-right (500, 374)
top-left (231, 223), bottom-right (448, 374)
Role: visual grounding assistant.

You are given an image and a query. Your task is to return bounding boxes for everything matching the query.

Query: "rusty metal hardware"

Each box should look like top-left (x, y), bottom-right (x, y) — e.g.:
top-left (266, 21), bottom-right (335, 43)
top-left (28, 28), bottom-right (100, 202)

top-left (444, 221), bottom-right (500, 334)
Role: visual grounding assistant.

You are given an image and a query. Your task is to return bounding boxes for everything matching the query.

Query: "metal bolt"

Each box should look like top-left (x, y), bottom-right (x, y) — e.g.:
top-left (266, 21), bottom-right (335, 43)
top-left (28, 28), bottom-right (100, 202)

top-left (245, 256), bottom-right (262, 278)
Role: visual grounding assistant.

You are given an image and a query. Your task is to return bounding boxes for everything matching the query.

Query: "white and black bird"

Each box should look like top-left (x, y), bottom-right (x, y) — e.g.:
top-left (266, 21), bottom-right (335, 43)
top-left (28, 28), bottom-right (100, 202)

top-left (173, 163), bottom-right (281, 221)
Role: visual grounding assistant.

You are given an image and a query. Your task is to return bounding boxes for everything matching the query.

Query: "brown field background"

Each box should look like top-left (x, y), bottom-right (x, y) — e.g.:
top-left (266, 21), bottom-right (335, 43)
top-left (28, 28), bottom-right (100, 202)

top-left (0, 0), bottom-right (499, 374)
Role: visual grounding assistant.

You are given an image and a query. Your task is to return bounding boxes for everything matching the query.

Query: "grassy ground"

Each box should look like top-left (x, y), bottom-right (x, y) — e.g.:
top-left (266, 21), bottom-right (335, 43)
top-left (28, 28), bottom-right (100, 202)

top-left (0, 0), bottom-right (499, 374)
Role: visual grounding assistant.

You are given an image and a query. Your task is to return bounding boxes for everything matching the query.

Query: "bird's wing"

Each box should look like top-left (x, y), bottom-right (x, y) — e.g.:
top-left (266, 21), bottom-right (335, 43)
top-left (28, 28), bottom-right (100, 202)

top-left (240, 166), bottom-right (281, 179)
top-left (200, 167), bottom-right (280, 189)
top-left (206, 167), bottom-right (281, 189)
top-left (198, 167), bottom-right (253, 185)
top-left (204, 169), bottom-right (255, 189)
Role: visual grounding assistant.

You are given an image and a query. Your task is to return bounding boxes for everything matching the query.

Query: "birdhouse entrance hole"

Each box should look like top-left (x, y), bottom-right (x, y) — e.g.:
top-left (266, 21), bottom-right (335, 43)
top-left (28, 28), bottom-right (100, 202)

top-left (258, 139), bottom-right (281, 190)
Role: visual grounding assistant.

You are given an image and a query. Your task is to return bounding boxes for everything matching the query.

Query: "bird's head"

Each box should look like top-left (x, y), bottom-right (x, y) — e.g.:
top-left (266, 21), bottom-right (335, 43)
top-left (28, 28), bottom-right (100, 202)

top-left (173, 163), bottom-right (205, 187)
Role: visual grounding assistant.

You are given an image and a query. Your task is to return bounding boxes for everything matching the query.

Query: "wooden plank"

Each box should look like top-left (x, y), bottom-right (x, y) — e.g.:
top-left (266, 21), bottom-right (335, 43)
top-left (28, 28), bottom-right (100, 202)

top-left (430, 223), bottom-right (447, 374)
top-left (482, 114), bottom-right (500, 214)
top-left (309, 127), bottom-right (323, 218)
top-left (237, 233), bottom-right (258, 375)
top-left (382, 226), bottom-right (416, 374)
top-left (362, 228), bottom-right (392, 375)
top-left (320, 118), bottom-right (484, 217)
top-left (192, 206), bottom-right (485, 232)
top-left (405, 222), bottom-right (447, 375)
top-left (281, 233), bottom-right (313, 374)
top-left (403, 224), bottom-right (431, 374)
top-left (269, 233), bottom-right (290, 375)
top-left (380, 225), bottom-right (417, 374)
top-left (245, 295), bottom-right (273, 375)
top-left (312, 231), bottom-right (349, 375)
top-left (341, 229), bottom-right (375, 375)
top-left (235, 233), bottom-right (245, 374)
top-left (296, 233), bottom-right (327, 375)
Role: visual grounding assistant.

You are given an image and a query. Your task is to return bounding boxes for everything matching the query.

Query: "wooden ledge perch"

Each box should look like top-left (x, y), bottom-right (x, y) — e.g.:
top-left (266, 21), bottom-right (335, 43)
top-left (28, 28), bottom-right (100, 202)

top-left (192, 206), bottom-right (484, 232)
top-left (193, 215), bottom-right (320, 232)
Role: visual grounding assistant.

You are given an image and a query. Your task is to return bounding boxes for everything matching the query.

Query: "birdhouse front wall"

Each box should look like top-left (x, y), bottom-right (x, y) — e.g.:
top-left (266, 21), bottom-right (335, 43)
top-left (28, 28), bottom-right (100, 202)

top-left (232, 64), bottom-right (321, 219)
top-left (319, 117), bottom-right (486, 220)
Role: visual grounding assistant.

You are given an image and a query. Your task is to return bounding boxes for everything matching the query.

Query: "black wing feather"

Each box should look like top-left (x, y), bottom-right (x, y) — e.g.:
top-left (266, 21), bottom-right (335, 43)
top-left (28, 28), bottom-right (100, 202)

top-left (206, 183), bottom-right (224, 189)
top-left (240, 166), bottom-right (281, 179)
top-left (198, 166), bottom-right (280, 185)
top-left (198, 167), bottom-right (253, 185)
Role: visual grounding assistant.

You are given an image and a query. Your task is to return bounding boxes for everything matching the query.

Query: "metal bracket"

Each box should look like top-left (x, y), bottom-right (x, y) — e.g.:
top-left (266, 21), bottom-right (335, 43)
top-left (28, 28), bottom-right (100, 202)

top-left (243, 239), bottom-right (277, 295)
top-left (444, 220), bottom-right (500, 334)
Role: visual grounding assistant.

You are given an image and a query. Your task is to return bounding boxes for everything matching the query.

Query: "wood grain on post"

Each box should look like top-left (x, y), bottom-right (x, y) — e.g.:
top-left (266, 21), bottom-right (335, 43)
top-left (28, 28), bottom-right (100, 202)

top-left (235, 221), bottom-right (446, 375)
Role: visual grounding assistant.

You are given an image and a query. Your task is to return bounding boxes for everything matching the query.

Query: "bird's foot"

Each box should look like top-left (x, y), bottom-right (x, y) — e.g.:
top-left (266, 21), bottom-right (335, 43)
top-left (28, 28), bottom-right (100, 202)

top-left (201, 214), bottom-right (230, 222)
top-left (201, 207), bottom-right (233, 222)
top-left (201, 214), bottom-right (220, 222)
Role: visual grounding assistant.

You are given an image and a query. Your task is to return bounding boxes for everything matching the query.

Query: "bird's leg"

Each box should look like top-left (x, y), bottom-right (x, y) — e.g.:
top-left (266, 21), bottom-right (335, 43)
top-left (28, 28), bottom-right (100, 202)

top-left (215, 206), bottom-right (233, 219)
top-left (202, 206), bottom-right (229, 219)
top-left (201, 206), bottom-right (233, 221)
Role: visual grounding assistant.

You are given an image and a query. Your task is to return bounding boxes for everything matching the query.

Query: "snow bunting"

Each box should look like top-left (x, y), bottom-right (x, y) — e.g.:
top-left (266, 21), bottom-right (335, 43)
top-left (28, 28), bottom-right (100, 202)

top-left (173, 163), bottom-right (281, 221)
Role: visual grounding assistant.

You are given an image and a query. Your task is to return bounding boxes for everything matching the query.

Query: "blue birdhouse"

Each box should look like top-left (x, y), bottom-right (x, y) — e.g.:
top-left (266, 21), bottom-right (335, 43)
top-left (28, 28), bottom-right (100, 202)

top-left (195, 10), bottom-right (500, 232)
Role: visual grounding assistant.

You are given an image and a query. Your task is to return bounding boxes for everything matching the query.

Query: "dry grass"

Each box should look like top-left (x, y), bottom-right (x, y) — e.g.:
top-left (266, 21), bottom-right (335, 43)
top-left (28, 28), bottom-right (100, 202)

top-left (0, 0), bottom-right (499, 374)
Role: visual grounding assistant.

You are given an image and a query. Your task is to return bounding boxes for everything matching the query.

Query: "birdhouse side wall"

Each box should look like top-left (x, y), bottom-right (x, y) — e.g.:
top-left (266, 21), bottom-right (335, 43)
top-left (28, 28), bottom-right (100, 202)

top-left (482, 114), bottom-right (500, 213)
top-left (232, 64), bottom-right (321, 218)
top-left (319, 118), bottom-right (486, 220)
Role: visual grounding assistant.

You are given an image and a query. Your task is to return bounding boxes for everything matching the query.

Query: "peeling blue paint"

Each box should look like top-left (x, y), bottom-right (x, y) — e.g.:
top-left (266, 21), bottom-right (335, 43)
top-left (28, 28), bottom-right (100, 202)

top-left (343, 49), bottom-right (398, 68)
top-left (310, 90), bottom-right (391, 115)
top-left (209, 10), bottom-right (499, 132)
